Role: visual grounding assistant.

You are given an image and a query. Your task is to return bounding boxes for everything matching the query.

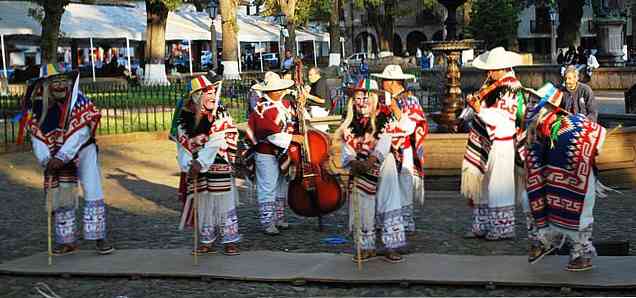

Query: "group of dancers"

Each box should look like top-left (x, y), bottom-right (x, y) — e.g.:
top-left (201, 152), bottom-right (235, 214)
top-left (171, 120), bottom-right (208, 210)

top-left (18, 46), bottom-right (607, 272)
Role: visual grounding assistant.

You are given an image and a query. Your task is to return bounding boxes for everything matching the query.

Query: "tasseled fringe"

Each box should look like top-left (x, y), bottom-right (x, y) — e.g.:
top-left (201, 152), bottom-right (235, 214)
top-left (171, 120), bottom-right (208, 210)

top-left (414, 174), bottom-right (425, 206)
top-left (596, 180), bottom-right (622, 199)
top-left (461, 163), bottom-right (483, 204)
top-left (514, 167), bottom-right (527, 207)
top-left (179, 190), bottom-right (234, 230)
top-left (45, 183), bottom-right (79, 212)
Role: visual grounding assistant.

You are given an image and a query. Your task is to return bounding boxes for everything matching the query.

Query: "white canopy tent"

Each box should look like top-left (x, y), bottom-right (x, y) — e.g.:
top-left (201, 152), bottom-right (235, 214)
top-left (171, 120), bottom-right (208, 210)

top-left (0, 1), bottom-right (330, 78)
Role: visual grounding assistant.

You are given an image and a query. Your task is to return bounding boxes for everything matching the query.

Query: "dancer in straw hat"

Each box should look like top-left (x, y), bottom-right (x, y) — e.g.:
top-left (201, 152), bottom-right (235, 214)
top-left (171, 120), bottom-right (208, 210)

top-left (18, 64), bottom-right (114, 256)
top-left (522, 82), bottom-right (607, 272)
top-left (247, 73), bottom-right (304, 235)
top-left (461, 47), bottom-right (526, 241)
top-left (173, 75), bottom-right (241, 256)
top-left (372, 65), bottom-right (429, 237)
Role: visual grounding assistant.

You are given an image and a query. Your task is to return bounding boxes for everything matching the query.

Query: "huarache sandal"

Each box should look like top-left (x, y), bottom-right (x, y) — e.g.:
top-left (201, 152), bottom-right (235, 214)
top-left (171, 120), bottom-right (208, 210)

top-left (528, 242), bottom-right (556, 264)
top-left (565, 257), bottom-right (593, 272)
top-left (52, 244), bottom-right (79, 256)
top-left (96, 240), bottom-right (115, 255)
top-left (192, 244), bottom-right (217, 255)
top-left (223, 243), bottom-right (240, 256)
top-left (351, 250), bottom-right (377, 263)
top-left (383, 251), bottom-right (405, 263)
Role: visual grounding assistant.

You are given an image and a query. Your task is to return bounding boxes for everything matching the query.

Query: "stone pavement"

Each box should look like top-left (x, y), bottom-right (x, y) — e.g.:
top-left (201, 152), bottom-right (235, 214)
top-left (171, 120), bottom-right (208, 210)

top-left (1, 139), bottom-right (636, 297)
top-left (2, 249), bottom-right (636, 289)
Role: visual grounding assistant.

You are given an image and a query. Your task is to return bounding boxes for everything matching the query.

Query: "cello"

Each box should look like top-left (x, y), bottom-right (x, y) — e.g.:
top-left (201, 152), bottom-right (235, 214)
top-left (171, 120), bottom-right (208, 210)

top-left (287, 58), bottom-right (344, 217)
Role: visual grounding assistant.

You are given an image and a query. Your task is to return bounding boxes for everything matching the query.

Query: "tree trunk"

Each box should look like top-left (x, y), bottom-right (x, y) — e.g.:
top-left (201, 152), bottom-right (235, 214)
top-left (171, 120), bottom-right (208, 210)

top-left (211, 22), bottom-right (218, 71)
top-left (328, 0), bottom-right (342, 66)
top-left (369, 1), bottom-right (394, 56)
top-left (143, 1), bottom-right (170, 85)
top-left (285, 20), bottom-right (297, 58)
top-left (41, 1), bottom-right (66, 64)
top-left (145, 1), bottom-right (168, 64)
top-left (71, 39), bottom-right (79, 69)
top-left (280, 0), bottom-right (298, 58)
top-left (557, 0), bottom-right (584, 48)
top-left (631, 0), bottom-right (636, 57)
top-left (221, 0), bottom-right (240, 79)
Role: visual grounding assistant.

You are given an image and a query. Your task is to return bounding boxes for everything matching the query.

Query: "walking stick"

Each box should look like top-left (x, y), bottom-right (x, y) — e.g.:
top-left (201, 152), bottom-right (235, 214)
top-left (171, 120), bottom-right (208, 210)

top-left (352, 179), bottom-right (362, 271)
top-left (46, 175), bottom-right (53, 266)
top-left (193, 173), bottom-right (199, 266)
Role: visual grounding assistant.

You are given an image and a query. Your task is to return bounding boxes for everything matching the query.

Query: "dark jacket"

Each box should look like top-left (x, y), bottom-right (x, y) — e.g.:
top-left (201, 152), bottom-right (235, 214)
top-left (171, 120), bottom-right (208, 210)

top-left (559, 82), bottom-right (598, 122)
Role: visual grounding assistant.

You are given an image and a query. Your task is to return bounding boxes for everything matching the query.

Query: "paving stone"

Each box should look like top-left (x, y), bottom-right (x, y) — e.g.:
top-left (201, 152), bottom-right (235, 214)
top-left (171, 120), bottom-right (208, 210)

top-left (1, 140), bottom-right (635, 297)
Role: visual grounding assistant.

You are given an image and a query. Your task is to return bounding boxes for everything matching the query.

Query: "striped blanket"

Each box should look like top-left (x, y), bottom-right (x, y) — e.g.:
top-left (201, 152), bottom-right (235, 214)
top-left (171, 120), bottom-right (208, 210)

top-left (526, 114), bottom-right (606, 231)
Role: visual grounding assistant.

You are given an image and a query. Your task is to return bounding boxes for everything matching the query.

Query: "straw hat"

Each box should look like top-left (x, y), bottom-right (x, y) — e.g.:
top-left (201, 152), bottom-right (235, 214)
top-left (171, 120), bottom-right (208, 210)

top-left (251, 72), bottom-right (294, 92)
top-left (472, 47), bottom-right (522, 70)
top-left (371, 65), bottom-right (415, 80)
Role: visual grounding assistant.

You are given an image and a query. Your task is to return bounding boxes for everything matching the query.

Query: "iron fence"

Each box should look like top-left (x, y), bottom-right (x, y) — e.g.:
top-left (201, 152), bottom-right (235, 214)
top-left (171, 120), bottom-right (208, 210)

top-left (0, 81), bottom-right (252, 149)
top-left (1, 72), bottom-right (441, 151)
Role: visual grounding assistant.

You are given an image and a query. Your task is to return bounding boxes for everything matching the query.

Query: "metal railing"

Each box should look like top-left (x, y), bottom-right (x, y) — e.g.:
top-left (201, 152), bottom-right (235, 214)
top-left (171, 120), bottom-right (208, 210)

top-left (1, 71), bottom-right (442, 151)
top-left (0, 81), bottom-right (251, 150)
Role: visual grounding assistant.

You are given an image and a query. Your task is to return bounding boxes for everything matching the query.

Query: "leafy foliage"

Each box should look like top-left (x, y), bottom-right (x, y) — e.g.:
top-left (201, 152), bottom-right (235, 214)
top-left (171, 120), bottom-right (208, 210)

top-left (468, 0), bottom-right (520, 49)
top-left (146, 0), bottom-right (182, 10)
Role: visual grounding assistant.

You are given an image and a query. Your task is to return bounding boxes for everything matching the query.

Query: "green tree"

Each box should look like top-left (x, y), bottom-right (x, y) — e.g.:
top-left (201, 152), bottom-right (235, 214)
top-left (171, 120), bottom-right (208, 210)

top-left (521, 0), bottom-right (586, 48)
top-left (220, 0), bottom-right (240, 79)
top-left (468, 0), bottom-right (520, 50)
top-left (31, 0), bottom-right (70, 64)
top-left (145, 0), bottom-right (181, 64)
top-left (352, 0), bottom-right (439, 55)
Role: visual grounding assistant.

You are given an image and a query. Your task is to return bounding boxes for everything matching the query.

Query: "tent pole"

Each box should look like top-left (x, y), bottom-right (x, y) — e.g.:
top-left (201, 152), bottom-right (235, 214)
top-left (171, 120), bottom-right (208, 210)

top-left (188, 39), bottom-right (193, 76)
top-left (313, 39), bottom-right (317, 67)
top-left (259, 41), bottom-right (264, 72)
top-left (90, 37), bottom-right (96, 82)
top-left (1, 34), bottom-right (7, 81)
top-left (126, 37), bottom-right (131, 74)
top-left (341, 39), bottom-right (345, 59)
top-left (237, 40), bottom-right (241, 73)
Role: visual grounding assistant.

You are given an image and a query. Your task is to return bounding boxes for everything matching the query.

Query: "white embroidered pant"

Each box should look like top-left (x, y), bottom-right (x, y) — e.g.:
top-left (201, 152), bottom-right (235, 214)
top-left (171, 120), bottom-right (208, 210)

top-left (471, 139), bottom-right (516, 240)
top-left (374, 154), bottom-right (407, 249)
top-left (196, 186), bottom-right (241, 244)
top-left (255, 153), bottom-right (287, 229)
top-left (54, 144), bottom-right (107, 244)
top-left (524, 173), bottom-right (597, 261)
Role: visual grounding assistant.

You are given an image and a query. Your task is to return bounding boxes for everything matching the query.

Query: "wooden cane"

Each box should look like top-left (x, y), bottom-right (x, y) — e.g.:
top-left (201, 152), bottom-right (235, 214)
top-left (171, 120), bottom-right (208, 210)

top-left (352, 179), bottom-right (362, 271)
top-left (193, 173), bottom-right (199, 266)
top-left (46, 175), bottom-right (53, 266)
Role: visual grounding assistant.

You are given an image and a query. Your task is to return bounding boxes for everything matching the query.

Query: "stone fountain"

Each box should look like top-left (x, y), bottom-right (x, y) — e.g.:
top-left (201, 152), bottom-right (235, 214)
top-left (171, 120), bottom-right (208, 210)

top-left (425, 0), bottom-right (479, 132)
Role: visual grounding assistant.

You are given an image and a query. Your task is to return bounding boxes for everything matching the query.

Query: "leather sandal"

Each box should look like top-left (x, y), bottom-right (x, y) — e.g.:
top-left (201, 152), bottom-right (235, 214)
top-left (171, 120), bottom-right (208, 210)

top-left (223, 243), bottom-right (240, 256)
top-left (96, 240), bottom-right (115, 255)
top-left (351, 250), bottom-right (377, 263)
top-left (52, 244), bottom-right (79, 256)
top-left (383, 251), bottom-right (404, 263)
top-left (192, 244), bottom-right (216, 255)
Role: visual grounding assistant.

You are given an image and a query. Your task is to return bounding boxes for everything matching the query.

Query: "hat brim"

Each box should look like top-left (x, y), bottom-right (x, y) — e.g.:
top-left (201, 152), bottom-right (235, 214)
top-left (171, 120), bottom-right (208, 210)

top-left (371, 73), bottom-right (415, 80)
top-left (188, 80), bottom-right (221, 96)
top-left (472, 54), bottom-right (522, 70)
top-left (346, 87), bottom-right (379, 97)
top-left (252, 79), bottom-right (294, 92)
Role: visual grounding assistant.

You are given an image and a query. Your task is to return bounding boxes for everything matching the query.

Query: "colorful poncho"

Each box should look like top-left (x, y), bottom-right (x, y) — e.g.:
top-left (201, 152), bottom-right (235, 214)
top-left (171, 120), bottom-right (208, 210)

top-left (461, 75), bottom-right (524, 201)
top-left (376, 91), bottom-right (428, 176)
top-left (526, 113), bottom-right (606, 231)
